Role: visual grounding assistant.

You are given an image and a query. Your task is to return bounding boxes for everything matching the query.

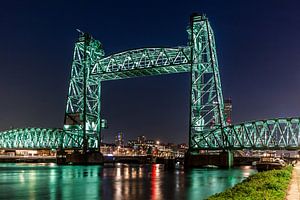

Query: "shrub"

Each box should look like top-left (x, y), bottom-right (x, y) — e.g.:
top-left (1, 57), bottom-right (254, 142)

top-left (207, 166), bottom-right (293, 200)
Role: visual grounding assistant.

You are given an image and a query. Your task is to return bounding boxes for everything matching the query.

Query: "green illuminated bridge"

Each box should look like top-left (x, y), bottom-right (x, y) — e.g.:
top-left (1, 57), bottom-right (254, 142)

top-left (1, 14), bottom-right (300, 152)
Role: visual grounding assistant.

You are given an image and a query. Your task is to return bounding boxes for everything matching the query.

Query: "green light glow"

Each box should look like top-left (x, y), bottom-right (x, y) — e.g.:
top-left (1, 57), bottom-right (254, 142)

top-left (0, 14), bottom-right (299, 150)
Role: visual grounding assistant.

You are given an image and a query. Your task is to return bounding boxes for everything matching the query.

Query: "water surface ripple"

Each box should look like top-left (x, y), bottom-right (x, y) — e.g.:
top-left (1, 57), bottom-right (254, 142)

top-left (0, 163), bottom-right (256, 200)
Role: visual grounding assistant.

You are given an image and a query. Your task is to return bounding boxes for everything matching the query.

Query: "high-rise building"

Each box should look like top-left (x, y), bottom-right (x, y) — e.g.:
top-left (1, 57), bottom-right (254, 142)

top-left (224, 98), bottom-right (232, 125)
top-left (137, 135), bottom-right (146, 144)
top-left (115, 132), bottom-right (124, 147)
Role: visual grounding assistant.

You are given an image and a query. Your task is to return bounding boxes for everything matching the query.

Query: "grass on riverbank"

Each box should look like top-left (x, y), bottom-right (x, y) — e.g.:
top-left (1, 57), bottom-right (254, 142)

top-left (207, 166), bottom-right (293, 200)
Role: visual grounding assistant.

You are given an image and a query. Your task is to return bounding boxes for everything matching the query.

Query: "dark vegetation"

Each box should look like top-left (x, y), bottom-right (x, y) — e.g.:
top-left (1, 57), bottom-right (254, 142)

top-left (207, 166), bottom-right (293, 200)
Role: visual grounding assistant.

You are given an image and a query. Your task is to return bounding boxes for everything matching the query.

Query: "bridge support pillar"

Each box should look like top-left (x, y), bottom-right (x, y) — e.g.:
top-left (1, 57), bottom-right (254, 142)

top-left (184, 151), bottom-right (233, 168)
top-left (221, 151), bottom-right (233, 168)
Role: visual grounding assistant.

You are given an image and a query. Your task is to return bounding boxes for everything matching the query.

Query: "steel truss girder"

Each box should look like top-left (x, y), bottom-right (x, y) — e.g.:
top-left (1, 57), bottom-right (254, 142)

top-left (91, 47), bottom-right (191, 80)
top-left (193, 117), bottom-right (300, 150)
top-left (0, 128), bottom-right (84, 149)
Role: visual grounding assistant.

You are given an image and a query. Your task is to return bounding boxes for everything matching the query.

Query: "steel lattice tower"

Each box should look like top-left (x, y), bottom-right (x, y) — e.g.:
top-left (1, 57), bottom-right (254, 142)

top-left (188, 14), bottom-right (226, 151)
top-left (64, 32), bottom-right (104, 150)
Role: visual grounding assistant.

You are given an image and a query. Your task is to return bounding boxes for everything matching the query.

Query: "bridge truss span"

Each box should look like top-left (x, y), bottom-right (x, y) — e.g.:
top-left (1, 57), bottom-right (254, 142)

top-left (91, 47), bottom-right (191, 81)
top-left (195, 117), bottom-right (300, 150)
top-left (0, 128), bottom-right (83, 149)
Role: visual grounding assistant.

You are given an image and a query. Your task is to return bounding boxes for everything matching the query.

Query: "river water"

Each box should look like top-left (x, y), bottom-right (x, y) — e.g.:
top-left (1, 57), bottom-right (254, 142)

top-left (0, 163), bottom-right (256, 200)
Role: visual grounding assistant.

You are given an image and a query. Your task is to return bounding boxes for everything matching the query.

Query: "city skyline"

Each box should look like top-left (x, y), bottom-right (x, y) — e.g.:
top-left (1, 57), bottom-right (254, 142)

top-left (1, 1), bottom-right (300, 143)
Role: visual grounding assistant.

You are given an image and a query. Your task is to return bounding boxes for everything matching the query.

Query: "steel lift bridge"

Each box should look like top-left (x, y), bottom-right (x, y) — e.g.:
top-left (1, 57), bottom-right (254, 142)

top-left (1, 14), bottom-right (300, 153)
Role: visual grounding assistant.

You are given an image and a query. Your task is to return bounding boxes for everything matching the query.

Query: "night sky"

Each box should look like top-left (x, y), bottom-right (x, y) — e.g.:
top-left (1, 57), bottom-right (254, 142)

top-left (1, 1), bottom-right (300, 144)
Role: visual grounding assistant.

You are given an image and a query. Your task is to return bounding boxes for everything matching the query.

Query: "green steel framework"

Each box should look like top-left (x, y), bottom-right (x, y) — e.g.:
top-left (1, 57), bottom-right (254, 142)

top-left (0, 14), bottom-right (300, 150)
top-left (0, 128), bottom-right (81, 149)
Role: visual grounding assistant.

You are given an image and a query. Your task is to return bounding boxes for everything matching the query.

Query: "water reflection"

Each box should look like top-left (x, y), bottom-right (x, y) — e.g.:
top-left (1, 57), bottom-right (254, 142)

top-left (151, 164), bottom-right (161, 200)
top-left (0, 163), bottom-right (256, 200)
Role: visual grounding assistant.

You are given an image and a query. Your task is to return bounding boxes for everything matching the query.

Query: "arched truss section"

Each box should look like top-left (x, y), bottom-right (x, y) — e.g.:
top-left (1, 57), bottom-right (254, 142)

top-left (65, 45), bottom-right (194, 150)
top-left (194, 117), bottom-right (300, 150)
top-left (0, 128), bottom-right (84, 149)
top-left (91, 47), bottom-right (191, 80)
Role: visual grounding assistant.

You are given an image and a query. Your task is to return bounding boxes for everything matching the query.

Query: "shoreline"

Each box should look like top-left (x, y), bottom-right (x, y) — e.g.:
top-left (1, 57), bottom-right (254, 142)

top-left (207, 165), bottom-right (293, 200)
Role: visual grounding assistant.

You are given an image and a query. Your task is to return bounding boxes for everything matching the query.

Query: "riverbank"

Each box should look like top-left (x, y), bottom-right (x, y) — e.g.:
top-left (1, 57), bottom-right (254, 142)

top-left (207, 166), bottom-right (293, 200)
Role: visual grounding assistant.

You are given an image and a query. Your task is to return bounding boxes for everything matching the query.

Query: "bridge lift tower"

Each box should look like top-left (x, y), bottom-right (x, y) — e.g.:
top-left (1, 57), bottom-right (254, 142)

top-left (61, 13), bottom-right (227, 164)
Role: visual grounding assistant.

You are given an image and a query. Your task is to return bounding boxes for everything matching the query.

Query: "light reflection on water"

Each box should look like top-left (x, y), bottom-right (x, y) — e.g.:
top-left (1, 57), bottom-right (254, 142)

top-left (0, 163), bottom-right (256, 200)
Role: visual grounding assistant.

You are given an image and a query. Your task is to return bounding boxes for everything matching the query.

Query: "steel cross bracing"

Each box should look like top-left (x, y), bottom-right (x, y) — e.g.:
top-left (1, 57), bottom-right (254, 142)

top-left (91, 47), bottom-right (191, 80)
top-left (197, 117), bottom-right (300, 150)
top-left (188, 15), bottom-right (225, 151)
top-left (64, 33), bottom-right (105, 149)
top-left (0, 14), bottom-right (300, 150)
top-left (0, 128), bottom-right (83, 149)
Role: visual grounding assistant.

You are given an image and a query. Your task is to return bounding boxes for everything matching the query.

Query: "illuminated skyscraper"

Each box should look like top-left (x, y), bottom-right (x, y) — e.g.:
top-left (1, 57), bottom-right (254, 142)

top-left (115, 132), bottom-right (124, 147)
top-left (224, 98), bottom-right (232, 125)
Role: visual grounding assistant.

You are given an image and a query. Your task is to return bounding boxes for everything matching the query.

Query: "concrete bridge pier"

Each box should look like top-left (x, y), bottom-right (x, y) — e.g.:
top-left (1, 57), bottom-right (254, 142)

top-left (184, 151), bottom-right (234, 168)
